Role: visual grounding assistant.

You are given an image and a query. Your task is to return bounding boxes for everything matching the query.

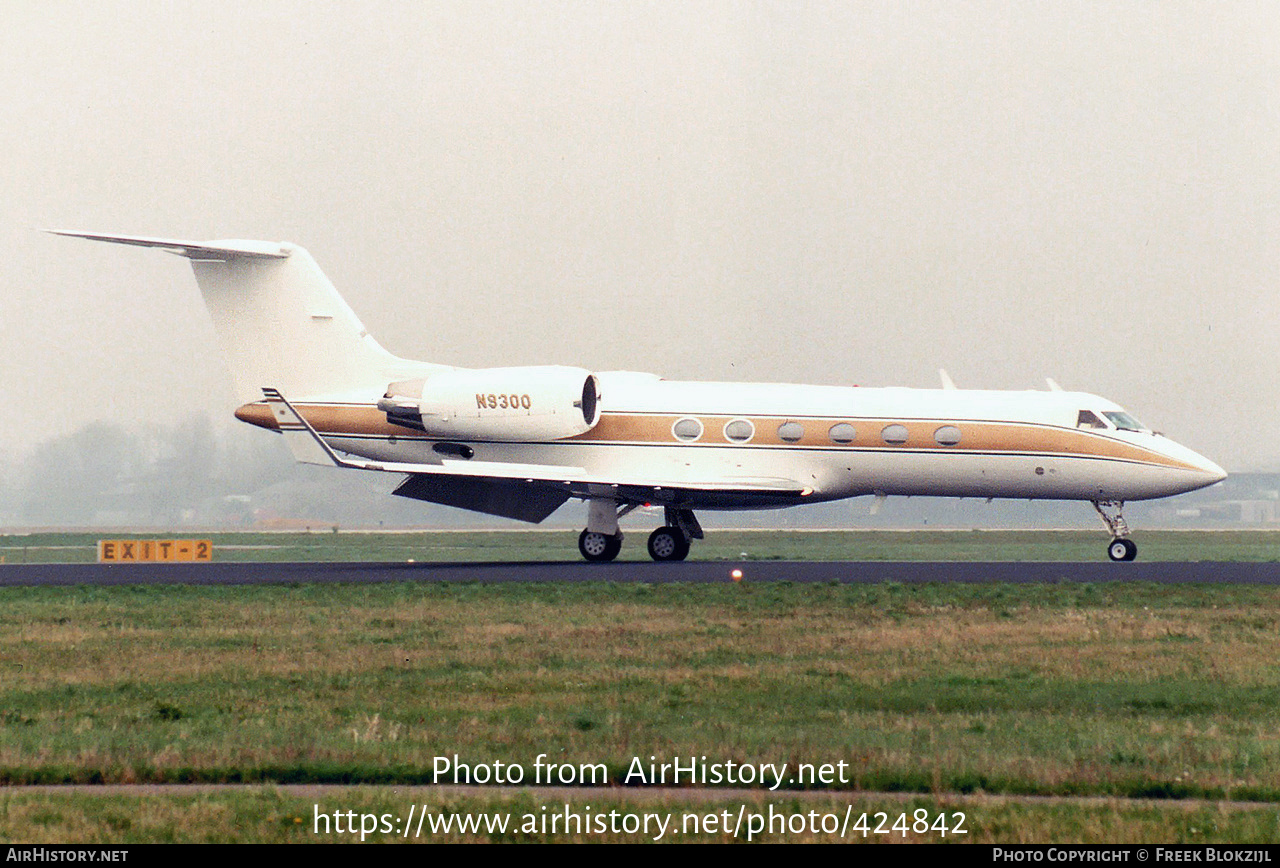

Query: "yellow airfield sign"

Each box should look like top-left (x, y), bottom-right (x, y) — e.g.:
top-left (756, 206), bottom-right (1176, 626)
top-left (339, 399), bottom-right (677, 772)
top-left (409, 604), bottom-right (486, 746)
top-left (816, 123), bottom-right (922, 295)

top-left (97, 540), bottom-right (213, 563)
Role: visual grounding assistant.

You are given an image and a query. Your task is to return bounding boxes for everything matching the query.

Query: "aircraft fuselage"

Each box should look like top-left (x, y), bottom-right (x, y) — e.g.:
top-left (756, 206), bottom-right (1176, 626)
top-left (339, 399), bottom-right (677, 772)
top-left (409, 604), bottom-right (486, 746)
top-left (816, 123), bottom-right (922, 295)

top-left (236, 373), bottom-right (1225, 510)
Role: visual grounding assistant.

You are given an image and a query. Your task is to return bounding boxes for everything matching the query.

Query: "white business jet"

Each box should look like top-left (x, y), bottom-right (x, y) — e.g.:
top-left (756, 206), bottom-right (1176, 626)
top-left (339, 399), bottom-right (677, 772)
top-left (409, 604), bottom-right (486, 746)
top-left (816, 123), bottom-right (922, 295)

top-left (49, 231), bottom-right (1226, 563)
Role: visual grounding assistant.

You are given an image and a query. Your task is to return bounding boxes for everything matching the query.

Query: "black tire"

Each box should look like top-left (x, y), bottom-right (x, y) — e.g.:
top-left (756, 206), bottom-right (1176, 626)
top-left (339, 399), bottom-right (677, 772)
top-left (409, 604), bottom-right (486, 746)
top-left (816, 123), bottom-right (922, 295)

top-left (647, 526), bottom-right (690, 562)
top-left (1108, 538), bottom-right (1138, 562)
top-left (579, 529), bottom-right (621, 562)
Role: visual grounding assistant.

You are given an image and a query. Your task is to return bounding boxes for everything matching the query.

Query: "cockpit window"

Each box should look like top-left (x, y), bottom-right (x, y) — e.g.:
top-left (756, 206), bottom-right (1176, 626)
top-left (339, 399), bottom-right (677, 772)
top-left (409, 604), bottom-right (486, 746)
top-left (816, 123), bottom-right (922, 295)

top-left (1103, 411), bottom-right (1145, 432)
top-left (1076, 410), bottom-right (1107, 430)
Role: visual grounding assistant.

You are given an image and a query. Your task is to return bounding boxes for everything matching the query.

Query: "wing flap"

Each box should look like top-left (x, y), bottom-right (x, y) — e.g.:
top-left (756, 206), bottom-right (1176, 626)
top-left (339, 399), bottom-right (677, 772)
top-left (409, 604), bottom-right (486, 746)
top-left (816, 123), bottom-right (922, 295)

top-left (392, 475), bottom-right (569, 523)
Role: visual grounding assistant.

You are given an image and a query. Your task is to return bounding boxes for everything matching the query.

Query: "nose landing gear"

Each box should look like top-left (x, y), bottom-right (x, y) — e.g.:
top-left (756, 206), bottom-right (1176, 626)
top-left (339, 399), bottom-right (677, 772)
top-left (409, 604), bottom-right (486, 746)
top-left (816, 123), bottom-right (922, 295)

top-left (1093, 500), bottom-right (1137, 562)
top-left (1107, 537), bottom-right (1138, 562)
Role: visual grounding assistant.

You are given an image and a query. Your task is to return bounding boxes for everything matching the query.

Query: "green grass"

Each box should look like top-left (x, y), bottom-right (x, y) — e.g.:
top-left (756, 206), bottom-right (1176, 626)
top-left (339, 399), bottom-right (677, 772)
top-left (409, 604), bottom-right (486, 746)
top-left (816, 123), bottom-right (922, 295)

top-left (5, 786), bottom-right (1280, 843)
top-left (2, 529), bottom-right (1279, 563)
top-left (2, 583), bottom-right (1280, 804)
top-left (4, 538), bottom-right (1280, 842)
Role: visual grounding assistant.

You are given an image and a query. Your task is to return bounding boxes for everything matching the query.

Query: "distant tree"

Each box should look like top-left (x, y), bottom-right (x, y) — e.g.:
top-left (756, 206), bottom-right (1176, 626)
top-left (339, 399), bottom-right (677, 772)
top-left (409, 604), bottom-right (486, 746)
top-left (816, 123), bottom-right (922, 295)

top-left (142, 413), bottom-right (220, 523)
top-left (0, 462), bottom-right (12, 524)
top-left (20, 423), bottom-right (148, 524)
top-left (15, 414), bottom-right (498, 528)
top-left (215, 425), bottom-right (297, 497)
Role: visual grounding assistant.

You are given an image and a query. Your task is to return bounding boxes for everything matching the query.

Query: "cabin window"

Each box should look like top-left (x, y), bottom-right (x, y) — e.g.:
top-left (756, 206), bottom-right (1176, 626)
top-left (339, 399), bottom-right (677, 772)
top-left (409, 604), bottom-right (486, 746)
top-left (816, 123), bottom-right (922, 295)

top-left (1076, 410), bottom-right (1108, 430)
top-left (673, 417), bottom-right (703, 442)
top-left (777, 421), bottom-right (805, 443)
top-left (1103, 411), bottom-right (1145, 432)
top-left (881, 424), bottom-right (909, 445)
top-left (829, 423), bottom-right (857, 444)
top-left (934, 425), bottom-right (962, 446)
top-left (724, 419), bottom-right (754, 443)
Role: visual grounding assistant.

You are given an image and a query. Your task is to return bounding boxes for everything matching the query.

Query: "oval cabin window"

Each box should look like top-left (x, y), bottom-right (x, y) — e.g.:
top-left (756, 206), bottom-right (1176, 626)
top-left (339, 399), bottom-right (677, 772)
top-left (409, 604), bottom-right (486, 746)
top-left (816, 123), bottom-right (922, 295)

top-left (777, 421), bottom-right (805, 443)
top-left (829, 423), bottom-right (857, 444)
top-left (672, 417), bottom-right (703, 442)
top-left (934, 425), bottom-right (962, 446)
top-left (724, 419), bottom-right (754, 443)
top-left (881, 424), bottom-right (909, 445)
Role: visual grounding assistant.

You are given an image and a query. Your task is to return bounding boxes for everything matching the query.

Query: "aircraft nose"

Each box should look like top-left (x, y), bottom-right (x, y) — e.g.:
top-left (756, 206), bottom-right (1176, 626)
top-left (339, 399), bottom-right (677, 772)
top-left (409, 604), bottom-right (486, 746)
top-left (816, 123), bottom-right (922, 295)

top-left (1172, 442), bottom-right (1227, 489)
top-left (1151, 437), bottom-right (1227, 496)
top-left (1195, 453), bottom-right (1228, 485)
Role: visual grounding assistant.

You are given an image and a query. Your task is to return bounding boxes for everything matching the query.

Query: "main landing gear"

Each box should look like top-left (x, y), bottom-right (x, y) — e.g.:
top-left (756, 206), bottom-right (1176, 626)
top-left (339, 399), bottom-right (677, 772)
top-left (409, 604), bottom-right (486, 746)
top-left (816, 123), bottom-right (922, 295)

top-left (647, 508), bottom-right (702, 562)
top-left (647, 526), bottom-right (690, 562)
top-left (1093, 500), bottom-right (1138, 562)
top-left (578, 529), bottom-right (623, 562)
top-left (578, 504), bottom-right (703, 563)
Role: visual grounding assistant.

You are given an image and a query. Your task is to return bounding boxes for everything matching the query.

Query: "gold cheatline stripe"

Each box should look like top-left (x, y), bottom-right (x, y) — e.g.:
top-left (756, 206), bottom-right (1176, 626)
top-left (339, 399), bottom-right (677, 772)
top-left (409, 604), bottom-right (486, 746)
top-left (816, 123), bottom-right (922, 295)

top-left (234, 403), bottom-right (1199, 472)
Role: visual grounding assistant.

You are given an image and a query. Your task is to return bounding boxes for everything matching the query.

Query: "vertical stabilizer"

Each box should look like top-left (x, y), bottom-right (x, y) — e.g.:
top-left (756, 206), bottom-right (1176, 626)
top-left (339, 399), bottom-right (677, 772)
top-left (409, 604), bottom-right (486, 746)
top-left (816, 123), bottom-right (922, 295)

top-left (46, 231), bottom-right (440, 402)
top-left (189, 243), bottom-right (409, 401)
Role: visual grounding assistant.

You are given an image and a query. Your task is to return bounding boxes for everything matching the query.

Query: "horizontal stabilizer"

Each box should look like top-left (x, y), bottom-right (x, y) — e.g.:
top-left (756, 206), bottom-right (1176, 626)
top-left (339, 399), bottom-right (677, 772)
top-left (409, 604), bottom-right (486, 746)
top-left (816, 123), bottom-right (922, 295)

top-left (44, 230), bottom-right (289, 261)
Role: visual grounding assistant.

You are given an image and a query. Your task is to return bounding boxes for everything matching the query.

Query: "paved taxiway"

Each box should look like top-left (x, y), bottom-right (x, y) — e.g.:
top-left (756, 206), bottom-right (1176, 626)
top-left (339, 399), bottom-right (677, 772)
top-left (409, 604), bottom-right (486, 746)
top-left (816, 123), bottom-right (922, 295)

top-left (2, 560), bottom-right (1280, 586)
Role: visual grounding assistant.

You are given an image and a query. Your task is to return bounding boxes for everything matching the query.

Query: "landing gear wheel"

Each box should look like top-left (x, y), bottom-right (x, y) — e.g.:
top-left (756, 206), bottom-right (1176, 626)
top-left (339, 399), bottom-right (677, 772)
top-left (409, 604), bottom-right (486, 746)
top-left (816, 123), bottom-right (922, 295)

top-left (579, 529), bottom-right (622, 563)
top-left (647, 526), bottom-right (690, 562)
top-left (1108, 538), bottom-right (1138, 562)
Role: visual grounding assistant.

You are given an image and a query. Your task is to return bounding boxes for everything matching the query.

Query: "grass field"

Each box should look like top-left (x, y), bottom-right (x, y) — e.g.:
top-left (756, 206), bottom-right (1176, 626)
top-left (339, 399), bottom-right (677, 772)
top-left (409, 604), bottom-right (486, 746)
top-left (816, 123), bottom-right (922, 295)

top-left (4, 786), bottom-right (1280, 843)
top-left (2, 553), bottom-right (1280, 843)
top-left (2, 528), bottom-right (1279, 564)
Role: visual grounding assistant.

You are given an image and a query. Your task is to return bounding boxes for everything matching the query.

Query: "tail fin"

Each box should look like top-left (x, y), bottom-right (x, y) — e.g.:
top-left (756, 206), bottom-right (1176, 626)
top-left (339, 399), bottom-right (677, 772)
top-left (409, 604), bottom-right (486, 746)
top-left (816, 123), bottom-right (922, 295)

top-left (46, 230), bottom-right (439, 402)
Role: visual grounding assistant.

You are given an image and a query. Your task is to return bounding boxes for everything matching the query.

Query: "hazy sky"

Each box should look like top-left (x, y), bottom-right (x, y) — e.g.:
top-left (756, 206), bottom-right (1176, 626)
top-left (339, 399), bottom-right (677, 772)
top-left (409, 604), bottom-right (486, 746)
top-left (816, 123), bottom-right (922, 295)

top-left (2, 2), bottom-right (1276, 471)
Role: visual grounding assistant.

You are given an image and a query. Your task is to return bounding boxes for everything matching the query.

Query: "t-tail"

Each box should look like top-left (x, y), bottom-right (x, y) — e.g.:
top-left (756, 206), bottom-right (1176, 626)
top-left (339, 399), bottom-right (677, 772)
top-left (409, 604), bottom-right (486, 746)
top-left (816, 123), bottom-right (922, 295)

top-left (45, 230), bottom-right (442, 402)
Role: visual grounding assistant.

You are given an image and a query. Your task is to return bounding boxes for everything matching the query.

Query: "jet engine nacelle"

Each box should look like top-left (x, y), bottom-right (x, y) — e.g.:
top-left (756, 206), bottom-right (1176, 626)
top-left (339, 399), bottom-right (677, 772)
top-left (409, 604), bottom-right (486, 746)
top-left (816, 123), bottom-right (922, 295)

top-left (378, 366), bottom-right (600, 441)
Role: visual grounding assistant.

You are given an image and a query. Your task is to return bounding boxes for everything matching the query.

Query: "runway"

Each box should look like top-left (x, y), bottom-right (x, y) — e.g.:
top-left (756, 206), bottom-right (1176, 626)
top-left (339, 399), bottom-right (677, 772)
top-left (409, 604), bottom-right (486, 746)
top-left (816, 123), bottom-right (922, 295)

top-left (3, 560), bottom-right (1280, 586)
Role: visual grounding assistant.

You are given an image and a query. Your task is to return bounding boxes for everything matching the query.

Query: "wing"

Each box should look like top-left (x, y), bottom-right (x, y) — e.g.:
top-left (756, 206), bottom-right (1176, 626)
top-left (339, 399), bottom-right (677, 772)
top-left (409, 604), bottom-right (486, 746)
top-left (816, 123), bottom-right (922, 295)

top-left (262, 388), bottom-right (811, 520)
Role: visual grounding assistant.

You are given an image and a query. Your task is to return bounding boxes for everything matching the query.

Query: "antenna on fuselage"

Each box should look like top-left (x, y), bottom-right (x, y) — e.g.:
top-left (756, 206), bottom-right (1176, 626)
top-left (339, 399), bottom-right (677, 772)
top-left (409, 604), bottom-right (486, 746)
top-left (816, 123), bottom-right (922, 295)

top-left (1046, 378), bottom-right (1064, 392)
top-left (939, 369), bottom-right (957, 390)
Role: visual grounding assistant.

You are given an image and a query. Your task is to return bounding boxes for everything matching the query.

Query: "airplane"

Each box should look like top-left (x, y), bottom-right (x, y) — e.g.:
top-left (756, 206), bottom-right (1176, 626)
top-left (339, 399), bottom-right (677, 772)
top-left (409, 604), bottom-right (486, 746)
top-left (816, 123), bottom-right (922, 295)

top-left (48, 230), bottom-right (1227, 563)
